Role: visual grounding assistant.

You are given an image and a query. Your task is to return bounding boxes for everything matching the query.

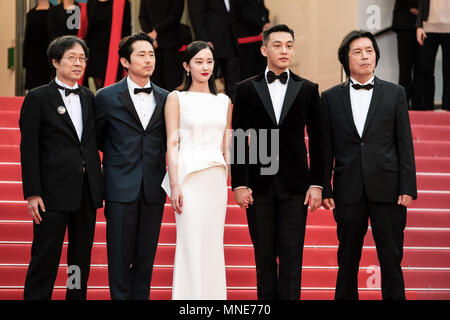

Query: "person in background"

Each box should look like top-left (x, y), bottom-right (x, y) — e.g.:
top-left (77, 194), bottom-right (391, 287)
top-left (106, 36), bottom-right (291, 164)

top-left (84, 0), bottom-right (131, 90)
top-left (392, 0), bottom-right (421, 109)
top-left (47, 0), bottom-right (80, 41)
top-left (139, 0), bottom-right (184, 91)
top-left (188, 0), bottom-right (240, 101)
top-left (416, 0), bottom-right (450, 111)
top-left (234, 0), bottom-right (271, 81)
top-left (23, 0), bottom-right (53, 91)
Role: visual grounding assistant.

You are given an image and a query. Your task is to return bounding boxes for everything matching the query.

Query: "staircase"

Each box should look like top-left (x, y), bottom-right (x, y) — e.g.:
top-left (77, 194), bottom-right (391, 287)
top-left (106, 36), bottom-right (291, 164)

top-left (0, 96), bottom-right (449, 300)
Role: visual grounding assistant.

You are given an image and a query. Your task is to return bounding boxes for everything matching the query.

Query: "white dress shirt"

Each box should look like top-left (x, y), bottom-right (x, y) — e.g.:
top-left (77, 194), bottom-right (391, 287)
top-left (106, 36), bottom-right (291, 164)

top-left (265, 67), bottom-right (289, 124)
top-left (223, 0), bottom-right (231, 12)
top-left (127, 76), bottom-right (156, 130)
top-left (349, 76), bottom-right (375, 137)
top-left (55, 77), bottom-right (83, 141)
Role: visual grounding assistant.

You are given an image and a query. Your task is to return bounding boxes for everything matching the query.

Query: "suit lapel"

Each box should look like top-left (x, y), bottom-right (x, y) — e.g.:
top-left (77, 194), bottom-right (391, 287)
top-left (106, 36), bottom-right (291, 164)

top-left (117, 78), bottom-right (145, 131)
top-left (47, 80), bottom-right (79, 143)
top-left (361, 77), bottom-right (384, 138)
top-left (146, 82), bottom-right (164, 131)
top-left (340, 81), bottom-right (360, 139)
top-left (79, 87), bottom-right (89, 143)
top-left (252, 73), bottom-right (277, 126)
top-left (278, 72), bottom-right (304, 125)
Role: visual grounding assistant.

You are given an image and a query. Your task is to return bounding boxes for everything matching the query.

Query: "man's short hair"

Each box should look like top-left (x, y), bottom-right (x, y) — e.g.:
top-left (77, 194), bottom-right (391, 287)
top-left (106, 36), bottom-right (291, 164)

top-left (118, 32), bottom-right (155, 62)
top-left (47, 35), bottom-right (89, 70)
top-left (338, 30), bottom-right (380, 76)
top-left (262, 24), bottom-right (295, 45)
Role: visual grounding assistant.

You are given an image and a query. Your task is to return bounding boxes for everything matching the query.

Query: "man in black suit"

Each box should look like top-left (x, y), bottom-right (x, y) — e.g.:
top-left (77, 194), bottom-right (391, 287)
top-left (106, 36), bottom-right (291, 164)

top-left (188, 0), bottom-right (240, 100)
top-left (392, 0), bottom-right (420, 108)
top-left (20, 36), bottom-right (103, 300)
top-left (95, 33), bottom-right (169, 300)
top-left (321, 30), bottom-right (417, 300)
top-left (231, 24), bottom-right (324, 300)
top-left (139, 0), bottom-right (184, 91)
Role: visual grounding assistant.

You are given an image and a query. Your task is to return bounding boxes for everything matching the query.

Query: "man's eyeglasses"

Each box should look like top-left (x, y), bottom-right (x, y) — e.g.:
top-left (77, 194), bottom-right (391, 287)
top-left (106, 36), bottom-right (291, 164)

top-left (62, 56), bottom-right (88, 64)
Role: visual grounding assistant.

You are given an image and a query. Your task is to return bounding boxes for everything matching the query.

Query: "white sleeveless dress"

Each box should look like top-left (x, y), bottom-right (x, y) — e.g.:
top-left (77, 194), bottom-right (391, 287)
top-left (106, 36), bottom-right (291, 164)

top-left (161, 91), bottom-right (229, 300)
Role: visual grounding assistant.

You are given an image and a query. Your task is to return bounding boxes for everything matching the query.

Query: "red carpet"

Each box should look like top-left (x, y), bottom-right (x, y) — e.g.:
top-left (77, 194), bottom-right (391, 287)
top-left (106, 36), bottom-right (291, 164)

top-left (0, 96), bottom-right (449, 300)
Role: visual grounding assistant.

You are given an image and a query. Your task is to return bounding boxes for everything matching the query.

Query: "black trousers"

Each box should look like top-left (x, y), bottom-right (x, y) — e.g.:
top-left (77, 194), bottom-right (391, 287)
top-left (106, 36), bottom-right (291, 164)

top-left (23, 178), bottom-right (96, 300)
top-left (105, 189), bottom-right (164, 300)
top-left (239, 42), bottom-right (267, 82)
top-left (152, 47), bottom-right (183, 92)
top-left (246, 178), bottom-right (307, 300)
top-left (333, 191), bottom-right (407, 300)
top-left (396, 30), bottom-right (421, 109)
top-left (416, 32), bottom-right (450, 110)
top-left (215, 48), bottom-right (240, 102)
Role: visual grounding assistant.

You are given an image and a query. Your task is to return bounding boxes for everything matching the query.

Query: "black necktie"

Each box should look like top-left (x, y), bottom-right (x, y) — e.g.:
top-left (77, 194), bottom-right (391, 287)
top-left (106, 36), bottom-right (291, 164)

top-left (267, 71), bottom-right (288, 84)
top-left (134, 87), bottom-right (153, 95)
top-left (56, 84), bottom-right (81, 96)
top-left (351, 82), bottom-right (374, 91)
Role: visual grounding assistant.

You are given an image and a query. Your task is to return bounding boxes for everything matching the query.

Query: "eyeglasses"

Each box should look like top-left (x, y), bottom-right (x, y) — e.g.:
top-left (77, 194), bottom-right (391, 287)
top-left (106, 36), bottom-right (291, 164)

top-left (62, 56), bottom-right (88, 64)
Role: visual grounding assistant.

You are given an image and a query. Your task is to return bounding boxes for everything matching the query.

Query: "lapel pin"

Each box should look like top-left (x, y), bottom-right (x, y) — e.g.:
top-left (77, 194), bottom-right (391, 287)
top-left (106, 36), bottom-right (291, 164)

top-left (57, 106), bottom-right (66, 115)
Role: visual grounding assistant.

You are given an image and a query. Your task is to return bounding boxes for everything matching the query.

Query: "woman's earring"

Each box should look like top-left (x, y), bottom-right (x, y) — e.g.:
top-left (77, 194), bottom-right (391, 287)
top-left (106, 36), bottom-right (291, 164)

top-left (187, 71), bottom-right (190, 77)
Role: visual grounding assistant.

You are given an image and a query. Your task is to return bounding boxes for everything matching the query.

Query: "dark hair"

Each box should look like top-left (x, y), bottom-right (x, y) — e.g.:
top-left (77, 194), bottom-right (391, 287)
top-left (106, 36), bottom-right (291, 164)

top-left (178, 41), bottom-right (217, 95)
top-left (338, 30), bottom-right (380, 76)
top-left (118, 32), bottom-right (154, 62)
top-left (47, 35), bottom-right (89, 71)
top-left (262, 24), bottom-right (295, 45)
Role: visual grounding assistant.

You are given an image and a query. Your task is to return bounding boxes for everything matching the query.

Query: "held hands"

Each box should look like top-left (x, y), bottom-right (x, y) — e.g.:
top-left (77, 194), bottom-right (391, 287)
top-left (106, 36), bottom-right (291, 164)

top-left (417, 28), bottom-right (427, 46)
top-left (171, 185), bottom-right (183, 214)
top-left (27, 196), bottom-right (46, 224)
top-left (322, 198), bottom-right (336, 210)
top-left (233, 188), bottom-right (254, 210)
top-left (304, 186), bottom-right (322, 212)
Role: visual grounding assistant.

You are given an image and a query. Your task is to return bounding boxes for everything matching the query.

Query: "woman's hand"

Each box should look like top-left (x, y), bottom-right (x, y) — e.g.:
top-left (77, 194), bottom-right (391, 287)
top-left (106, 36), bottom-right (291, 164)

top-left (171, 185), bottom-right (184, 214)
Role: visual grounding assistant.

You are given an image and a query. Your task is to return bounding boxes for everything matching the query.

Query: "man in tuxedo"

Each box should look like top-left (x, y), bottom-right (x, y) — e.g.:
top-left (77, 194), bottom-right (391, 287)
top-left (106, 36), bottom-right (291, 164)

top-left (139, 0), bottom-right (184, 91)
top-left (95, 32), bottom-right (169, 300)
top-left (321, 30), bottom-right (417, 300)
top-left (188, 0), bottom-right (240, 100)
top-left (231, 24), bottom-right (324, 300)
top-left (392, 0), bottom-right (420, 108)
top-left (20, 36), bottom-right (103, 300)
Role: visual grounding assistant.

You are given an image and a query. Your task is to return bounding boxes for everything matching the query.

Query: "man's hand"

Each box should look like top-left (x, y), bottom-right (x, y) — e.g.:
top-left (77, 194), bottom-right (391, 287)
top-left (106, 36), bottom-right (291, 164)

top-left (304, 186), bottom-right (322, 212)
top-left (148, 30), bottom-right (158, 48)
top-left (417, 27), bottom-right (427, 46)
top-left (410, 7), bottom-right (419, 16)
top-left (233, 188), bottom-right (253, 209)
top-left (322, 198), bottom-right (336, 210)
top-left (398, 194), bottom-right (413, 207)
top-left (27, 196), bottom-right (45, 224)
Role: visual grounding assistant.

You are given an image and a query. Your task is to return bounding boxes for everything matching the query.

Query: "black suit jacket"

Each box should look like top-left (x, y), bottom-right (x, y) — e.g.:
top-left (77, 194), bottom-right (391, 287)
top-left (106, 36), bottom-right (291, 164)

top-left (188, 0), bottom-right (239, 58)
top-left (19, 80), bottom-right (103, 211)
top-left (139, 0), bottom-right (184, 49)
top-left (392, 0), bottom-right (419, 31)
top-left (231, 71), bottom-right (324, 195)
top-left (95, 78), bottom-right (169, 204)
top-left (233, 0), bottom-right (269, 37)
top-left (321, 77), bottom-right (417, 206)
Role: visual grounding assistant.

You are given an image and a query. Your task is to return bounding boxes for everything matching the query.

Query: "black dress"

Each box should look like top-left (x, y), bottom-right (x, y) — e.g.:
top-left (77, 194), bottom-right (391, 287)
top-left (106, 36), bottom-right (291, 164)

top-left (47, 2), bottom-right (80, 41)
top-left (23, 7), bottom-right (53, 90)
top-left (85, 0), bottom-right (131, 80)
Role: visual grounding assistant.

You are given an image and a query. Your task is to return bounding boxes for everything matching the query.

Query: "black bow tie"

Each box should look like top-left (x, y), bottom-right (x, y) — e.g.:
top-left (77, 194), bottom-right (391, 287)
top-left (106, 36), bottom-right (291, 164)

top-left (267, 71), bottom-right (288, 84)
top-left (134, 87), bottom-right (153, 95)
top-left (56, 84), bottom-right (81, 96)
top-left (351, 82), bottom-right (374, 91)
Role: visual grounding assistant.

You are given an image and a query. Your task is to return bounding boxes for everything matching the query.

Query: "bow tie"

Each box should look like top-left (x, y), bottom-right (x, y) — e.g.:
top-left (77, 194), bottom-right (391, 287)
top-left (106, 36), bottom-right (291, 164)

top-left (267, 71), bottom-right (288, 84)
top-left (56, 84), bottom-right (81, 96)
top-left (134, 87), bottom-right (153, 95)
top-left (351, 82), bottom-right (374, 91)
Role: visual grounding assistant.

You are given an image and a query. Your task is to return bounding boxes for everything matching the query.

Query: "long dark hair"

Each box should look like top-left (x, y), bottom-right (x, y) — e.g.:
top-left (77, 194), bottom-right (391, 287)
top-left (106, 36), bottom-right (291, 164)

top-left (338, 30), bottom-right (380, 77)
top-left (177, 41), bottom-right (217, 95)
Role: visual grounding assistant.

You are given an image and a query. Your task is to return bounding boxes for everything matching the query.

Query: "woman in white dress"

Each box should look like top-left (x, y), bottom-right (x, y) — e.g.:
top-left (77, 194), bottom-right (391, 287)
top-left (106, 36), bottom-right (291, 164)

top-left (161, 41), bottom-right (232, 300)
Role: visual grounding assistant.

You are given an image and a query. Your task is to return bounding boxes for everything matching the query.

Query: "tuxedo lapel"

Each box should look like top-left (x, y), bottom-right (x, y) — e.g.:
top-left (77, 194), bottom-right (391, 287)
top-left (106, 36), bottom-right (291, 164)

top-left (117, 78), bottom-right (144, 131)
top-left (278, 73), bottom-right (304, 125)
top-left (47, 81), bottom-right (79, 143)
top-left (361, 77), bottom-right (384, 138)
top-left (146, 82), bottom-right (164, 131)
top-left (252, 73), bottom-right (277, 126)
top-left (340, 81), bottom-right (360, 139)
top-left (79, 88), bottom-right (89, 142)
